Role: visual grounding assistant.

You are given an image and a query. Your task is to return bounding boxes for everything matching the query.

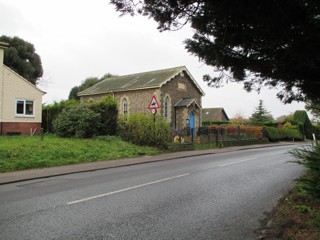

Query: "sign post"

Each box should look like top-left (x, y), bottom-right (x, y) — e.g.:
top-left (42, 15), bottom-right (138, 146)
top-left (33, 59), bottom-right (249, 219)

top-left (148, 96), bottom-right (160, 122)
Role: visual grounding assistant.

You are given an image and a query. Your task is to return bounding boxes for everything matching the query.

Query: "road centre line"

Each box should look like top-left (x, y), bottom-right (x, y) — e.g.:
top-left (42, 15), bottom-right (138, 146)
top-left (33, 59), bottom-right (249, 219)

top-left (219, 158), bottom-right (256, 167)
top-left (67, 173), bottom-right (190, 205)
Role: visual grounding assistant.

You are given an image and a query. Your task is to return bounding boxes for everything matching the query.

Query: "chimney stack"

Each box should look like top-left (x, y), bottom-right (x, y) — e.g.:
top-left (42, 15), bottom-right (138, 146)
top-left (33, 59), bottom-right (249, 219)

top-left (0, 42), bottom-right (9, 66)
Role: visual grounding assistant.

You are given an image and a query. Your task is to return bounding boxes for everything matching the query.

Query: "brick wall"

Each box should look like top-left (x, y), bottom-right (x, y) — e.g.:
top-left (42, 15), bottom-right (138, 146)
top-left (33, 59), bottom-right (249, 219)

top-left (1, 122), bottom-right (41, 135)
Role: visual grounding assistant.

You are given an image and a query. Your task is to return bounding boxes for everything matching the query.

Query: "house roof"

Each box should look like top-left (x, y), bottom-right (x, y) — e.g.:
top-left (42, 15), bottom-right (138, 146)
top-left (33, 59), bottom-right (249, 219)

top-left (174, 98), bottom-right (201, 108)
top-left (78, 66), bottom-right (205, 97)
top-left (0, 42), bottom-right (10, 49)
top-left (202, 108), bottom-right (229, 121)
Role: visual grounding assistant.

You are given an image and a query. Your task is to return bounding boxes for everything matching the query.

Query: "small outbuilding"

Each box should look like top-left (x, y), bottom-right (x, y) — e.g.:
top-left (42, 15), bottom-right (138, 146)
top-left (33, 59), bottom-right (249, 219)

top-left (202, 108), bottom-right (229, 123)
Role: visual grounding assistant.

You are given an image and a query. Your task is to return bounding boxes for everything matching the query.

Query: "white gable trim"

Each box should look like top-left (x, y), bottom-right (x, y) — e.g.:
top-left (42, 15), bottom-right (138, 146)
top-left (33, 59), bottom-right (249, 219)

top-left (159, 66), bottom-right (205, 96)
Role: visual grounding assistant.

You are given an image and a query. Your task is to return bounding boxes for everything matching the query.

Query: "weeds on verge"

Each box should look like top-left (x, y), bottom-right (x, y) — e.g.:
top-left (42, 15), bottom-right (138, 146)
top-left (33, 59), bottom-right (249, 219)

top-left (0, 135), bottom-right (160, 172)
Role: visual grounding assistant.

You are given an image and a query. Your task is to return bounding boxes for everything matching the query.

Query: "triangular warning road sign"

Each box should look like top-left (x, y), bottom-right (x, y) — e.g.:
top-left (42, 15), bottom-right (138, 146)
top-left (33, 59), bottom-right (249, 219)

top-left (148, 96), bottom-right (160, 109)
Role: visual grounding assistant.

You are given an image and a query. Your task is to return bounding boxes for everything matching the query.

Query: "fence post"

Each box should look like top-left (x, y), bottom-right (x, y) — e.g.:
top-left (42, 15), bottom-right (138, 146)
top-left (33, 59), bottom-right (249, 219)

top-left (215, 128), bottom-right (219, 146)
top-left (40, 128), bottom-right (44, 141)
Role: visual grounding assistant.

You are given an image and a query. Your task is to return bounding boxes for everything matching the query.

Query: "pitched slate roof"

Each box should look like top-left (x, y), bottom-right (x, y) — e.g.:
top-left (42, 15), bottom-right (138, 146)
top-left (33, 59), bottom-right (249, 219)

top-left (202, 108), bottom-right (229, 121)
top-left (78, 66), bottom-right (205, 96)
top-left (174, 98), bottom-right (201, 108)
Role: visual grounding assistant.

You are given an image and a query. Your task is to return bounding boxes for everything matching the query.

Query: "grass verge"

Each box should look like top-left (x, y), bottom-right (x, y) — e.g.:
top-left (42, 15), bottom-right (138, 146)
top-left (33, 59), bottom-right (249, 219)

top-left (259, 181), bottom-right (320, 239)
top-left (0, 135), bottom-right (160, 173)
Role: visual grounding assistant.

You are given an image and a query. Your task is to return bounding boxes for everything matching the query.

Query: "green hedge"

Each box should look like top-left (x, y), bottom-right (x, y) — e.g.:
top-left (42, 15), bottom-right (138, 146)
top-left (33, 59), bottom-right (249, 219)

top-left (84, 97), bottom-right (118, 136)
top-left (42, 99), bottom-right (78, 133)
top-left (48, 97), bottom-right (118, 138)
top-left (251, 121), bottom-right (278, 128)
top-left (263, 127), bottom-right (303, 142)
top-left (293, 110), bottom-right (313, 139)
top-left (53, 105), bottom-right (101, 138)
top-left (312, 125), bottom-right (320, 140)
top-left (118, 113), bottom-right (171, 147)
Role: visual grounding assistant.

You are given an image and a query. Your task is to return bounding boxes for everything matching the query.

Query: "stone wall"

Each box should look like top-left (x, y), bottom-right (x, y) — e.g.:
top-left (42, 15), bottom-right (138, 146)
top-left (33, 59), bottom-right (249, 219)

top-left (160, 72), bottom-right (203, 129)
top-left (115, 88), bottom-right (159, 115)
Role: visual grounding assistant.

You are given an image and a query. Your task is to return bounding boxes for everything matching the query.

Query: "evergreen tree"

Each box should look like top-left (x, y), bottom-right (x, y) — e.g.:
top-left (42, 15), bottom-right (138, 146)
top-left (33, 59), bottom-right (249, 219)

top-left (0, 35), bottom-right (43, 85)
top-left (250, 100), bottom-right (273, 123)
top-left (111, 0), bottom-right (320, 104)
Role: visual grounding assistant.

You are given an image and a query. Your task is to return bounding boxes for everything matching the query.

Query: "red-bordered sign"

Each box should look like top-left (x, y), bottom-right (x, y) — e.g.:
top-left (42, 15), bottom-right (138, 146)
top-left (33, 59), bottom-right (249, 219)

top-left (148, 96), bottom-right (160, 110)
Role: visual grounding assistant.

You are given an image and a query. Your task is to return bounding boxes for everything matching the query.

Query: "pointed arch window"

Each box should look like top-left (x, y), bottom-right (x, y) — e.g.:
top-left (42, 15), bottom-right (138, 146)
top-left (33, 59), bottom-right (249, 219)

top-left (164, 96), bottom-right (169, 121)
top-left (164, 95), bottom-right (171, 123)
top-left (122, 98), bottom-right (128, 115)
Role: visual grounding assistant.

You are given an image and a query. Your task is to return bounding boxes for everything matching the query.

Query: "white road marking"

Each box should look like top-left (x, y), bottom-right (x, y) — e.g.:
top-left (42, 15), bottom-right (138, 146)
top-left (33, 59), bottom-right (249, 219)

top-left (219, 158), bottom-right (256, 167)
top-left (67, 173), bottom-right (190, 205)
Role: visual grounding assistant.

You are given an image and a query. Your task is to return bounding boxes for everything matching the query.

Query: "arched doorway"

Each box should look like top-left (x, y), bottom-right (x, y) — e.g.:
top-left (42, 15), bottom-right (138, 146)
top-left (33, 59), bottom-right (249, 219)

top-left (189, 111), bottom-right (195, 141)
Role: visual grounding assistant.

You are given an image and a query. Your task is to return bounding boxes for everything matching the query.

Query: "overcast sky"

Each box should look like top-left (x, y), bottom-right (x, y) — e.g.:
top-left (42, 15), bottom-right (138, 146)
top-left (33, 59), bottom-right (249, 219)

top-left (0, 0), bottom-right (306, 119)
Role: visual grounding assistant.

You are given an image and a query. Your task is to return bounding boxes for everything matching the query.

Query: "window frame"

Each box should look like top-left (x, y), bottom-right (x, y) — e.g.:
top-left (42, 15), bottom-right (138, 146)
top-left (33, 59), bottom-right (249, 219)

top-left (163, 95), bottom-right (171, 123)
top-left (122, 98), bottom-right (128, 115)
top-left (164, 96), bottom-right (169, 121)
top-left (15, 99), bottom-right (35, 117)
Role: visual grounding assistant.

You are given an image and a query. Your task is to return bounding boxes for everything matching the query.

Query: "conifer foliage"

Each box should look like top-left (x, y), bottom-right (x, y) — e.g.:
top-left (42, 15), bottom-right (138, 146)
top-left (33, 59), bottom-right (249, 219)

top-left (111, 0), bottom-right (320, 104)
top-left (249, 100), bottom-right (273, 123)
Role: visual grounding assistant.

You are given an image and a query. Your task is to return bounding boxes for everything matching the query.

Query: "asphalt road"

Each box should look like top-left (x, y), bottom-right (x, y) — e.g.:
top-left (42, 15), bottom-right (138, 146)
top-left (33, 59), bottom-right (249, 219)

top-left (0, 145), bottom-right (304, 240)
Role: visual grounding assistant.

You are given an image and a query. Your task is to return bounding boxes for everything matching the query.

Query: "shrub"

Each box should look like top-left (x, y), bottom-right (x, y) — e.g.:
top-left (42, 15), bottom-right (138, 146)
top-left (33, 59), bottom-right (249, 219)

top-left (290, 142), bottom-right (320, 200)
top-left (263, 126), bottom-right (303, 142)
top-left (239, 125), bottom-right (263, 138)
top-left (293, 110), bottom-right (313, 139)
top-left (312, 125), bottom-right (320, 139)
top-left (283, 122), bottom-right (298, 130)
top-left (277, 128), bottom-right (303, 140)
top-left (53, 105), bottom-right (101, 138)
top-left (42, 99), bottom-right (78, 133)
top-left (84, 96), bottom-right (118, 135)
top-left (119, 113), bottom-right (171, 147)
top-left (46, 97), bottom-right (118, 137)
top-left (263, 127), bottom-right (280, 142)
top-left (252, 121), bottom-right (278, 128)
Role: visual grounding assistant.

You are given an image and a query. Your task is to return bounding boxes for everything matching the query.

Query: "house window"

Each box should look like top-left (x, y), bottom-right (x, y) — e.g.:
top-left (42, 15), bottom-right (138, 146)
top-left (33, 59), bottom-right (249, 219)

top-left (122, 98), bottom-right (128, 115)
top-left (16, 99), bottom-right (34, 116)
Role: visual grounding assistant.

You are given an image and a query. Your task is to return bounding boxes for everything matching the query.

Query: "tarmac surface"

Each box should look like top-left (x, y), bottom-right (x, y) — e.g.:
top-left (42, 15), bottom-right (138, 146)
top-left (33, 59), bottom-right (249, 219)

top-left (0, 142), bottom-right (300, 185)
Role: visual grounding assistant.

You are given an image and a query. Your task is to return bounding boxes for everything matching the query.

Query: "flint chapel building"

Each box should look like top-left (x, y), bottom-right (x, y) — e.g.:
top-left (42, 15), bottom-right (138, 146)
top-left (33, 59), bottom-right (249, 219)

top-left (78, 66), bottom-right (205, 134)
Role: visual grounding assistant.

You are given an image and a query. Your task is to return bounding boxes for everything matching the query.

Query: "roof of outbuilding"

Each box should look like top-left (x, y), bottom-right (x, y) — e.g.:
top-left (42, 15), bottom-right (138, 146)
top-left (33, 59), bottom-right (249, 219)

top-left (202, 108), bottom-right (229, 121)
top-left (78, 66), bottom-right (205, 96)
